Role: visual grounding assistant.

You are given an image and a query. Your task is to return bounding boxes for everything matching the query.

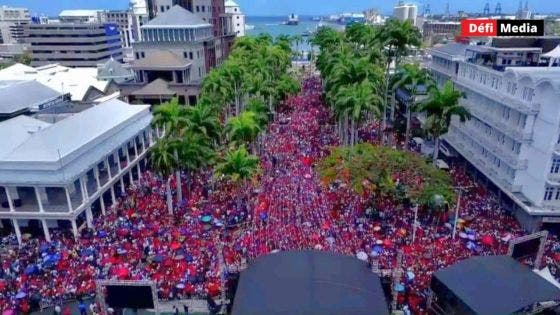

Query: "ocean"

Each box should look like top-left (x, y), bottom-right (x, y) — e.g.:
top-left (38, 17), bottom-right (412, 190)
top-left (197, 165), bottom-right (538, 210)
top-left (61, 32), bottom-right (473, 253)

top-left (245, 16), bottom-right (343, 52)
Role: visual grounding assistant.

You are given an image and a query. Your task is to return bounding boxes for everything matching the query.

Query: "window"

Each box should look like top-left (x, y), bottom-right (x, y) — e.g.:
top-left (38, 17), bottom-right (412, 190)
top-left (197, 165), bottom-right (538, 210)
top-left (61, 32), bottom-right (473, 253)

top-left (141, 52), bottom-right (145, 58)
top-left (551, 158), bottom-right (560, 174)
top-left (189, 52), bottom-right (193, 59)
top-left (522, 87), bottom-right (534, 102)
top-left (545, 187), bottom-right (554, 201)
top-left (556, 188), bottom-right (560, 200)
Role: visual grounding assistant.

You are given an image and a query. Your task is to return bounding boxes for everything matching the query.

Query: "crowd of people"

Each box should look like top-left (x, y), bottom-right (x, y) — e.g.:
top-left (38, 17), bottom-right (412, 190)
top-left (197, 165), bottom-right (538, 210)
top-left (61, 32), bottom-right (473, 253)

top-left (1, 77), bottom-right (560, 314)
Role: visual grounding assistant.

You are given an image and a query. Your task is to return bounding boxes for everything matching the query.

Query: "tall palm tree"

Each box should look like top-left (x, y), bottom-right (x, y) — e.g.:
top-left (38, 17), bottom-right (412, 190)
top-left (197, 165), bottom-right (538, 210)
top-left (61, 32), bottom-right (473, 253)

top-left (175, 132), bottom-right (216, 195)
top-left (335, 80), bottom-right (383, 146)
top-left (222, 61), bottom-right (245, 116)
top-left (225, 111), bottom-right (261, 149)
top-left (416, 81), bottom-right (471, 165)
top-left (185, 103), bottom-right (221, 144)
top-left (392, 63), bottom-right (434, 150)
top-left (377, 19), bottom-right (422, 145)
top-left (150, 140), bottom-right (176, 215)
top-left (152, 98), bottom-right (189, 204)
top-left (214, 146), bottom-right (259, 212)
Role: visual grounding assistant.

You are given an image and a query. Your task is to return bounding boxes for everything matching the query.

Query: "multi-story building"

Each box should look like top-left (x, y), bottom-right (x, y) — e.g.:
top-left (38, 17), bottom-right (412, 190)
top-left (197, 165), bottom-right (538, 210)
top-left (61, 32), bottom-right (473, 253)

top-left (59, 10), bottom-right (101, 24)
top-left (225, 0), bottom-right (245, 37)
top-left (0, 99), bottom-right (155, 244)
top-left (428, 38), bottom-right (560, 231)
top-left (99, 10), bottom-right (135, 48)
top-left (121, 5), bottom-right (212, 105)
top-left (130, 0), bottom-right (150, 42)
top-left (422, 21), bottom-right (460, 46)
top-left (24, 23), bottom-right (123, 67)
top-left (0, 5), bottom-right (30, 44)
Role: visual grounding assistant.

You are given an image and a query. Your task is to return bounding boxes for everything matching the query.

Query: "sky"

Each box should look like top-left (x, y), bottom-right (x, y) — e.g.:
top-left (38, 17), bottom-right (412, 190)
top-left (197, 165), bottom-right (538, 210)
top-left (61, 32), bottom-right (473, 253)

top-left (2, 0), bottom-right (560, 17)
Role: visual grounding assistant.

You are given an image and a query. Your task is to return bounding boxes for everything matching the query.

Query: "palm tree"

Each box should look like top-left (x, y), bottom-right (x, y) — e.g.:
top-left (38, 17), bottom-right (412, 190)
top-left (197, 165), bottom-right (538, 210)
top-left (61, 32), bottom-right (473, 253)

top-left (222, 61), bottom-right (245, 116)
top-left (377, 19), bottom-right (422, 144)
top-left (225, 110), bottom-right (261, 149)
top-left (335, 80), bottom-right (383, 146)
top-left (186, 102), bottom-right (221, 144)
top-left (214, 146), bottom-right (259, 212)
top-left (150, 140), bottom-right (176, 215)
top-left (175, 132), bottom-right (216, 195)
top-left (152, 98), bottom-right (189, 205)
top-left (416, 81), bottom-right (471, 165)
top-left (392, 63), bottom-right (433, 150)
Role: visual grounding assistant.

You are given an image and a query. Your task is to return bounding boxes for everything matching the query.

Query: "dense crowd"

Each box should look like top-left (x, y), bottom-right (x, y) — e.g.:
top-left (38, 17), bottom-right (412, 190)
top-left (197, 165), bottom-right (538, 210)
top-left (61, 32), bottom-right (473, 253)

top-left (1, 78), bottom-right (560, 314)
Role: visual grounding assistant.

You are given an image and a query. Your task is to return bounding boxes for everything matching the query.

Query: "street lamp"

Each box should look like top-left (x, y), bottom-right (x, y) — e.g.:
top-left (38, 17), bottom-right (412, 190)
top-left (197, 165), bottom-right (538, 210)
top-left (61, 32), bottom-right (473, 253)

top-left (451, 186), bottom-right (475, 240)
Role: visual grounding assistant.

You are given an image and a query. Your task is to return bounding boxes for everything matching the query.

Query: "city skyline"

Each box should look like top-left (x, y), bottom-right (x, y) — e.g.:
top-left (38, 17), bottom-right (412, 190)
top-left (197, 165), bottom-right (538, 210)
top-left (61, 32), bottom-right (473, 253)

top-left (1, 0), bottom-right (560, 17)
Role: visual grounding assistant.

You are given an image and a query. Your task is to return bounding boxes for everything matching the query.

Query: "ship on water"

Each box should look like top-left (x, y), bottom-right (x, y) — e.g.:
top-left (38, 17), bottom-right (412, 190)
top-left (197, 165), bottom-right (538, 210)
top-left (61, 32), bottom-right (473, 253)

top-left (286, 13), bottom-right (299, 25)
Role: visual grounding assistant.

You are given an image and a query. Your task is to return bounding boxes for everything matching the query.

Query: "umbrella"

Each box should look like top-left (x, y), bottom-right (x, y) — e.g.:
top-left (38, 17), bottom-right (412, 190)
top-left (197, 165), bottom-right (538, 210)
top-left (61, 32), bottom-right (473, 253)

top-left (373, 245), bottom-right (384, 254)
top-left (467, 234), bottom-right (476, 241)
top-left (373, 226), bottom-right (382, 232)
top-left (201, 215), bottom-right (213, 223)
top-left (260, 212), bottom-right (268, 221)
top-left (466, 241), bottom-right (476, 250)
top-left (176, 283), bottom-right (185, 289)
top-left (170, 242), bottom-right (181, 251)
top-left (376, 240), bottom-right (383, 245)
top-left (394, 283), bottom-right (405, 292)
top-left (15, 291), bottom-right (27, 299)
top-left (407, 271), bottom-right (415, 280)
top-left (117, 248), bottom-right (127, 255)
top-left (81, 248), bottom-right (94, 257)
top-left (214, 220), bottom-right (224, 227)
top-left (383, 239), bottom-right (393, 247)
top-left (24, 265), bottom-right (37, 275)
top-left (459, 232), bottom-right (468, 239)
top-left (39, 244), bottom-right (50, 252)
top-left (356, 251), bottom-right (368, 261)
top-left (154, 255), bottom-right (164, 263)
top-left (97, 231), bottom-right (108, 238)
top-left (481, 235), bottom-right (495, 246)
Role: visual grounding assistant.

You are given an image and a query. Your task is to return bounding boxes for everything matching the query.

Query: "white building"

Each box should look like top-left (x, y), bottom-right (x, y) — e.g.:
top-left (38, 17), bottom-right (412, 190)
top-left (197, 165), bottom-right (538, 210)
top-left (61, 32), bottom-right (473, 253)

top-left (59, 10), bottom-right (101, 23)
top-left (393, 1), bottom-right (417, 26)
top-left (0, 99), bottom-right (155, 244)
top-left (0, 5), bottom-right (30, 44)
top-left (225, 0), bottom-right (245, 37)
top-left (428, 40), bottom-right (560, 231)
top-left (0, 63), bottom-right (117, 103)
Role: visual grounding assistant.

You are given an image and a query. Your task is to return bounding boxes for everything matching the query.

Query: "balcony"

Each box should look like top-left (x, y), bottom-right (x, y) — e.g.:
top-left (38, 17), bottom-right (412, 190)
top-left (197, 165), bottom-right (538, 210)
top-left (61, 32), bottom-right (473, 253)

top-left (444, 133), bottom-right (520, 192)
top-left (451, 121), bottom-right (527, 170)
top-left (466, 105), bottom-right (532, 142)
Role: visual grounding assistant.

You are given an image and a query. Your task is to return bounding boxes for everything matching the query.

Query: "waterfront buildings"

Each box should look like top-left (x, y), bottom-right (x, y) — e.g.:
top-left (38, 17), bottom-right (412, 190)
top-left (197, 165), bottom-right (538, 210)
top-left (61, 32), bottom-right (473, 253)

top-left (427, 38), bottom-right (560, 230)
top-left (24, 23), bottom-right (123, 67)
top-left (225, 0), bottom-right (245, 37)
top-left (0, 99), bottom-right (155, 244)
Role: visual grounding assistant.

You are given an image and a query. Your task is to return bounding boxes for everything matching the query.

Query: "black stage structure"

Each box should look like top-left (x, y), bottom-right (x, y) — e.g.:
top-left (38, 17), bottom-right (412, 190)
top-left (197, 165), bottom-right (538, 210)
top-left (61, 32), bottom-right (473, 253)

top-left (431, 255), bottom-right (560, 315)
top-left (232, 250), bottom-right (389, 315)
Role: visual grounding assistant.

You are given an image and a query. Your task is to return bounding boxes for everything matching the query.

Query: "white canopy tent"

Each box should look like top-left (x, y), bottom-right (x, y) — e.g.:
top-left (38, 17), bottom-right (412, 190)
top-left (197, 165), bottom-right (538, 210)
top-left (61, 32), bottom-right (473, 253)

top-left (542, 45), bottom-right (560, 67)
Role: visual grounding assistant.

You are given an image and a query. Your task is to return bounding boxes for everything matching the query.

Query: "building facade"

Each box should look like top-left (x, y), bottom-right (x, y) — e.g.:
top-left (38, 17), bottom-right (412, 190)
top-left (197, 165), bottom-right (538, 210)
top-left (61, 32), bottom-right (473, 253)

top-left (225, 0), bottom-right (245, 37)
top-left (422, 21), bottom-right (460, 46)
top-left (0, 5), bottom-right (30, 44)
top-left (0, 99), bottom-right (156, 244)
top-left (24, 23), bottom-right (123, 67)
top-left (428, 39), bottom-right (560, 230)
top-left (121, 5), bottom-right (211, 105)
top-left (99, 10), bottom-right (135, 49)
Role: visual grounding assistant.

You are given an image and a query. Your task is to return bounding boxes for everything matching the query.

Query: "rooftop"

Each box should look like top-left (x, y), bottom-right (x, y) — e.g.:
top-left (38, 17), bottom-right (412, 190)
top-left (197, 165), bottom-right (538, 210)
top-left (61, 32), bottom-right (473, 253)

top-left (131, 51), bottom-right (192, 70)
top-left (144, 5), bottom-right (211, 28)
top-left (0, 99), bottom-right (152, 185)
top-left (0, 63), bottom-right (110, 102)
top-left (432, 255), bottom-right (560, 315)
top-left (0, 80), bottom-right (63, 116)
top-left (59, 10), bottom-right (101, 17)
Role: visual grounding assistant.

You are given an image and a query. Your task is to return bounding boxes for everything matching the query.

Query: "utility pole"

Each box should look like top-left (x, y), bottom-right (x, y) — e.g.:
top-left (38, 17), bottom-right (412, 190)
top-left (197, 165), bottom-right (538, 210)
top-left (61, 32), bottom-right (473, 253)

top-left (451, 185), bottom-right (475, 240)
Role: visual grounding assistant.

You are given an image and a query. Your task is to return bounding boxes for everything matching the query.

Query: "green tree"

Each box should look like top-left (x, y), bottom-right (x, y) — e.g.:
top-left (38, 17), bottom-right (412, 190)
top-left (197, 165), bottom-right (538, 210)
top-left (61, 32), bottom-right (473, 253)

top-left (150, 140), bottom-right (177, 215)
top-left (226, 110), bottom-right (261, 149)
top-left (392, 63), bottom-right (434, 150)
top-left (215, 146), bottom-right (260, 212)
top-left (416, 81), bottom-right (471, 165)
